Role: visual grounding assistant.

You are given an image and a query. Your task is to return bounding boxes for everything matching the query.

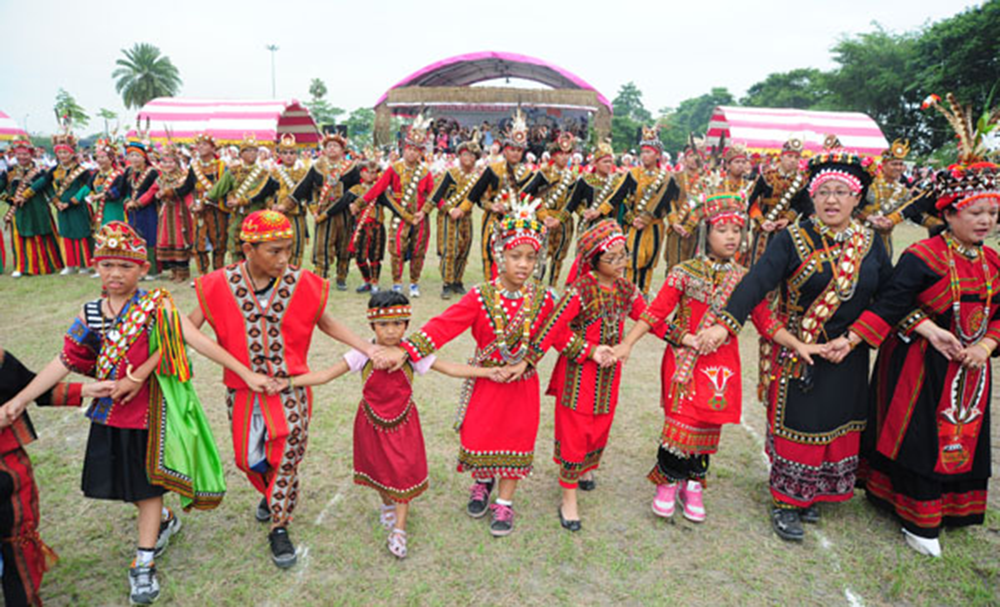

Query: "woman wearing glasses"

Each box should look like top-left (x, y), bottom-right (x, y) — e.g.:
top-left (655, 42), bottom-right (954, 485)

top-left (699, 149), bottom-right (892, 542)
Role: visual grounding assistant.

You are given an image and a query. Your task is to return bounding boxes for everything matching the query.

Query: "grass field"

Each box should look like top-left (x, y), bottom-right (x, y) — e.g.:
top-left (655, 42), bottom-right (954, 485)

top-left (0, 221), bottom-right (998, 606)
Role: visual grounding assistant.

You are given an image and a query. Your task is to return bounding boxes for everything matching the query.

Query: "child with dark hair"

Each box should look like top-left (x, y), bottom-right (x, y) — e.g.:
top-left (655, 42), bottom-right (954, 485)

top-left (286, 291), bottom-right (499, 559)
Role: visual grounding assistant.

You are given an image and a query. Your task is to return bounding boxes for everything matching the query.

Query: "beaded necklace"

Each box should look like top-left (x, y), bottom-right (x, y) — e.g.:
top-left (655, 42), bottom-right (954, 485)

top-left (944, 232), bottom-right (993, 345)
top-left (490, 279), bottom-right (534, 363)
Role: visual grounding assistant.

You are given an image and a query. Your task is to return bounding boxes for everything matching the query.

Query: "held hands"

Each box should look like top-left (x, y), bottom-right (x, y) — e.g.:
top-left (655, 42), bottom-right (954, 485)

top-left (671, 223), bottom-right (690, 238)
top-left (373, 347), bottom-right (407, 371)
top-left (695, 325), bottom-right (730, 355)
top-left (543, 216), bottom-right (560, 229)
top-left (412, 211), bottom-right (426, 225)
top-left (582, 208), bottom-right (600, 221)
top-left (81, 381), bottom-right (116, 399)
top-left (449, 207), bottom-right (464, 220)
top-left (954, 339), bottom-right (994, 369)
top-left (491, 202), bottom-right (506, 214)
top-left (591, 345), bottom-right (616, 368)
top-left (241, 371), bottom-right (272, 394)
top-left (917, 323), bottom-right (963, 361)
top-left (823, 336), bottom-right (853, 364)
top-left (0, 399), bottom-right (26, 429)
top-left (761, 220), bottom-right (777, 233)
top-left (775, 218), bottom-right (790, 230)
top-left (267, 377), bottom-right (290, 394)
top-left (632, 217), bottom-right (648, 230)
top-left (610, 343), bottom-right (632, 365)
top-left (111, 375), bottom-right (144, 403)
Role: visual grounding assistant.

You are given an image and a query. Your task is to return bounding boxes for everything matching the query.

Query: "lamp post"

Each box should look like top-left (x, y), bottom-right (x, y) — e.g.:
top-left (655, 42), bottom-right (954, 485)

top-left (265, 44), bottom-right (279, 98)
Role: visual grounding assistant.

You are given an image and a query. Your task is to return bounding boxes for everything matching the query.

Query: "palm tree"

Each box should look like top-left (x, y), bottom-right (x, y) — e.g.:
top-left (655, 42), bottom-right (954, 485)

top-left (113, 43), bottom-right (183, 109)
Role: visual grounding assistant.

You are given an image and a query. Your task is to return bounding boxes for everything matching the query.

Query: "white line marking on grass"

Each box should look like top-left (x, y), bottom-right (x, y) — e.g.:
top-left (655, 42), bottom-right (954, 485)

top-left (739, 414), bottom-right (770, 467)
top-left (314, 492), bottom-right (343, 525)
top-left (295, 545), bottom-right (310, 581)
top-left (739, 415), bottom-right (866, 607)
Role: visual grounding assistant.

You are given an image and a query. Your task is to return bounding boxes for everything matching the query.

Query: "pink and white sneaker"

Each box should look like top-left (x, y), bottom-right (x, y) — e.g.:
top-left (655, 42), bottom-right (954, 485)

top-left (679, 480), bottom-right (706, 523)
top-left (652, 483), bottom-right (678, 518)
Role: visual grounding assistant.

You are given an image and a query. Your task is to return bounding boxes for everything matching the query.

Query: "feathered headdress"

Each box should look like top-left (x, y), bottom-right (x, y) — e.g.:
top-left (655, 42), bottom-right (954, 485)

top-left (503, 108), bottom-right (529, 150)
top-left (404, 112), bottom-right (432, 148)
top-left (922, 92), bottom-right (999, 211)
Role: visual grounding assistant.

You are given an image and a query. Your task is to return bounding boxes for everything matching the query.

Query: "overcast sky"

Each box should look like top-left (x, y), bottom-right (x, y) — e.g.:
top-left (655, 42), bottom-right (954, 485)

top-left (0, 0), bottom-right (979, 135)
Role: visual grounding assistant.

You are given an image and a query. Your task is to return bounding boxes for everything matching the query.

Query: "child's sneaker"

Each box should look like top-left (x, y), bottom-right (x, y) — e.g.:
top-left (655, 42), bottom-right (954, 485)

top-left (652, 482), bottom-right (678, 518)
top-left (255, 497), bottom-right (270, 523)
top-left (268, 527), bottom-right (298, 569)
top-left (129, 562), bottom-right (160, 605)
top-left (409, 283), bottom-right (421, 298)
top-left (153, 512), bottom-right (182, 557)
top-left (489, 503), bottom-right (515, 537)
top-left (467, 480), bottom-right (493, 518)
top-left (679, 480), bottom-right (706, 523)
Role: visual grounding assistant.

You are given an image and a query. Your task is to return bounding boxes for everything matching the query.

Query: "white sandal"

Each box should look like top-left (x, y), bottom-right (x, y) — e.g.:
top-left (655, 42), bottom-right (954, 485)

top-left (387, 528), bottom-right (407, 559)
top-left (379, 504), bottom-right (397, 529)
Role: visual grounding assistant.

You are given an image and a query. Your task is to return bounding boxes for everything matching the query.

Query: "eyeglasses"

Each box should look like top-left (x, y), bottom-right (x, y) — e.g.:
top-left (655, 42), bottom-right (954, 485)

top-left (599, 252), bottom-right (629, 265)
top-left (813, 189), bottom-right (856, 200)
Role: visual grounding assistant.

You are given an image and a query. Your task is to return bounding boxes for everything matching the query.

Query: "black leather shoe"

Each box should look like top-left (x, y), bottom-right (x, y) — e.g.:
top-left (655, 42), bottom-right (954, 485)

top-left (441, 285), bottom-right (452, 300)
top-left (578, 478), bottom-right (596, 492)
top-left (771, 507), bottom-right (804, 542)
top-left (559, 505), bottom-right (581, 532)
top-left (800, 504), bottom-right (820, 524)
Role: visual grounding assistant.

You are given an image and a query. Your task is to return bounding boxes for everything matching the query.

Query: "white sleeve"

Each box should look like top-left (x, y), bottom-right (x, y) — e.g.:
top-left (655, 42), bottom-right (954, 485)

top-left (412, 353), bottom-right (436, 376)
top-left (343, 349), bottom-right (369, 373)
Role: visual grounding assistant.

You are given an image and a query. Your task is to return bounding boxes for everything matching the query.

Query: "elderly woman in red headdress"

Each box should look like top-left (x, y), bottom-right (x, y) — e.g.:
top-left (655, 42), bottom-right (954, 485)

top-left (836, 94), bottom-right (1000, 558)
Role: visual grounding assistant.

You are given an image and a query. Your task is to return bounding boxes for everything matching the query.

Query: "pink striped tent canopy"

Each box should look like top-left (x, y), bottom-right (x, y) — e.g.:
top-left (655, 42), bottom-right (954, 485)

top-left (0, 110), bottom-right (28, 142)
top-left (376, 51), bottom-right (611, 111)
top-left (130, 98), bottom-right (320, 146)
top-left (706, 106), bottom-right (889, 156)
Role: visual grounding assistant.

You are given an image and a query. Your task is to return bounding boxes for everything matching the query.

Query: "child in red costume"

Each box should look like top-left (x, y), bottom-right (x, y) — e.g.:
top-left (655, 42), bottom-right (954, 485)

top-left (288, 291), bottom-right (501, 558)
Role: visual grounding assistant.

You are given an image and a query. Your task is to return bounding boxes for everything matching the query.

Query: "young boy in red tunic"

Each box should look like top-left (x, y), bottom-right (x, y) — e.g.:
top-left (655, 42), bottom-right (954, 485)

top-left (191, 209), bottom-right (382, 569)
top-left (286, 291), bottom-right (500, 558)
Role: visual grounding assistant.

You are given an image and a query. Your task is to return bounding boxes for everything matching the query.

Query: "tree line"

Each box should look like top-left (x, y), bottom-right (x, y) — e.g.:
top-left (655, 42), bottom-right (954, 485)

top-left (612, 1), bottom-right (999, 159)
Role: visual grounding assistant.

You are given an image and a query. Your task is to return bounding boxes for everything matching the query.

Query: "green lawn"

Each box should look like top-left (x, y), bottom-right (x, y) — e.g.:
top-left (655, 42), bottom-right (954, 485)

top-left (0, 221), bottom-right (997, 606)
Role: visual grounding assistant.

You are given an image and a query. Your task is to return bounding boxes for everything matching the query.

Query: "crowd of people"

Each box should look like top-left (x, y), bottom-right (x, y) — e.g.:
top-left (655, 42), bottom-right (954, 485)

top-left (0, 94), bottom-right (997, 605)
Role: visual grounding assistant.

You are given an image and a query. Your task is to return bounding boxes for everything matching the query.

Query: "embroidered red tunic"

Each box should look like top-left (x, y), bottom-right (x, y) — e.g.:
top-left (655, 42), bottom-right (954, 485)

top-left (194, 264), bottom-right (329, 388)
top-left (645, 258), bottom-right (781, 429)
top-left (401, 280), bottom-right (556, 480)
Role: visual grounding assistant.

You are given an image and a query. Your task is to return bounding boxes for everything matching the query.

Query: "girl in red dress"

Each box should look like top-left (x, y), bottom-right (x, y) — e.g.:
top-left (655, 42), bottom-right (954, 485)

top-left (289, 291), bottom-right (499, 558)
top-left (536, 219), bottom-right (655, 531)
top-left (382, 197), bottom-right (556, 538)
top-left (617, 191), bottom-right (819, 523)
